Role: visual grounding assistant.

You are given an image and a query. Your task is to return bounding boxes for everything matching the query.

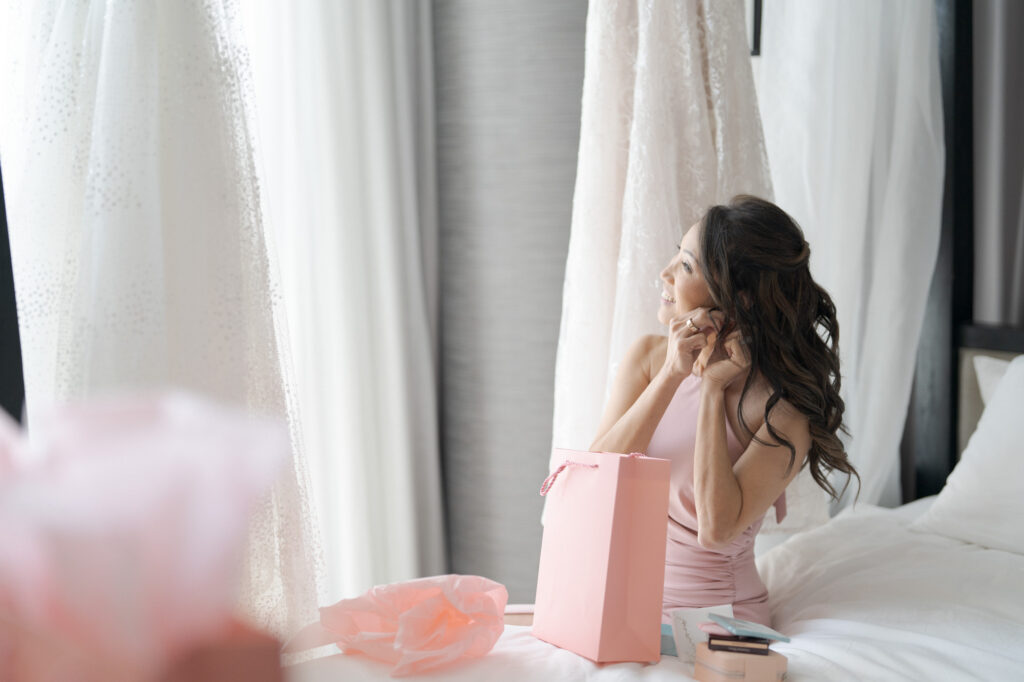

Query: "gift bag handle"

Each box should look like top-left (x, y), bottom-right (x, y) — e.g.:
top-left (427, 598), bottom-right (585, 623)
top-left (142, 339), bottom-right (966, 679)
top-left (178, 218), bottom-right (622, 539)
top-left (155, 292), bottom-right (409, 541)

top-left (539, 453), bottom-right (645, 496)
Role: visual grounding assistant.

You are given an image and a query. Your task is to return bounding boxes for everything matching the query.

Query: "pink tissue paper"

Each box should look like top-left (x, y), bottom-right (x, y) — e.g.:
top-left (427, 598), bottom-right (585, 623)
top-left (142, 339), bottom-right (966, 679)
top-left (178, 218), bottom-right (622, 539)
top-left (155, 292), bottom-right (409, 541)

top-left (284, 574), bottom-right (508, 677)
top-left (0, 391), bottom-right (290, 681)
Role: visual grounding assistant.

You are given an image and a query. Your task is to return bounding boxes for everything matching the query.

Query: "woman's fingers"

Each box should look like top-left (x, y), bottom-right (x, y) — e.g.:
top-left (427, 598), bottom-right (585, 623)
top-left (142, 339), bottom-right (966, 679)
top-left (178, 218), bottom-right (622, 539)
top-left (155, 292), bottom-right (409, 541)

top-left (692, 331), bottom-right (719, 376)
top-left (671, 308), bottom-right (723, 336)
top-left (675, 331), bottom-right (706, 352)
top-left (723, 332), bottom-right (750, 367)
top-left (695, 308), bottom-right (725, 332)
top-left (664, 316), bottom-right (713, 379)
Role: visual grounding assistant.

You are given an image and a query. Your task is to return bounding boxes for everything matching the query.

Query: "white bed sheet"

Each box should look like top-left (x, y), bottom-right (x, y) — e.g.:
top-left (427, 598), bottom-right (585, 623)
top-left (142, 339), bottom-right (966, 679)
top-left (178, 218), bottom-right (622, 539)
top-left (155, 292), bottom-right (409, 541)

top-left (761, 502), bottom-right (1024, 681)
top-left (287, 499), bottom-right (1024, 681)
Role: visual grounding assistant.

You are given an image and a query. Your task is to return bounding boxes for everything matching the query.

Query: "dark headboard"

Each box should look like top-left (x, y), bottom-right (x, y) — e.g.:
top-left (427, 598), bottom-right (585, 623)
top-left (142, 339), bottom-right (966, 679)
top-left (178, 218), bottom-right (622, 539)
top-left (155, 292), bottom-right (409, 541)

top-left (958, 324), bottom-right (1024, 354)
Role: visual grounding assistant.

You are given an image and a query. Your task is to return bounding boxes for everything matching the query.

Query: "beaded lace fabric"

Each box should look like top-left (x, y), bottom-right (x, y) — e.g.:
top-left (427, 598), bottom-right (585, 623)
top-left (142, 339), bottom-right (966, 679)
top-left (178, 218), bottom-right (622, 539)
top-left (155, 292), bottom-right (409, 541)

top-left (0, 0), bottom-right (323, 637)
top-left (549, 0), bottom-right (829, 534)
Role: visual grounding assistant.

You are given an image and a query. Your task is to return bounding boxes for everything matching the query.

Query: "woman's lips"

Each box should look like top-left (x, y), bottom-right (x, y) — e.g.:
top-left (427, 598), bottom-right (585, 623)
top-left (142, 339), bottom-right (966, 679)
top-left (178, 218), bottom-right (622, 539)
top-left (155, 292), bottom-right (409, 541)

top-left (661, 291), bottom-right (676, 304)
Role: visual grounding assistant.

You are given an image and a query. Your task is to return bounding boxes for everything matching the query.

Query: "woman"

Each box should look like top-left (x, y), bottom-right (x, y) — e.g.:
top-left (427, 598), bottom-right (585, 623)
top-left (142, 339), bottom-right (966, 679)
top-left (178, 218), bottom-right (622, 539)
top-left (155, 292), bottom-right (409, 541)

top-left (590, 195), bottom-right (859, 626)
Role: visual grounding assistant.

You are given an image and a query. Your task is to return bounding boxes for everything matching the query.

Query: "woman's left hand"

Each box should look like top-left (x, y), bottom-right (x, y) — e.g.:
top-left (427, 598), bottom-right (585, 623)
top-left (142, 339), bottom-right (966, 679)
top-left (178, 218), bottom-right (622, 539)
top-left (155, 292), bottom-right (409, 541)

top-left (693, 330), bottom-right (750, 390)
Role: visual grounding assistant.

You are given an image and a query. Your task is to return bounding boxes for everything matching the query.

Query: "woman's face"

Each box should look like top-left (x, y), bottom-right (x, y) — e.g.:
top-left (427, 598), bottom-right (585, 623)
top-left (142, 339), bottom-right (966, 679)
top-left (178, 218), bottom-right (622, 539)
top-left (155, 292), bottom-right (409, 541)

top-left (658, 220), bottom-right (715, 325)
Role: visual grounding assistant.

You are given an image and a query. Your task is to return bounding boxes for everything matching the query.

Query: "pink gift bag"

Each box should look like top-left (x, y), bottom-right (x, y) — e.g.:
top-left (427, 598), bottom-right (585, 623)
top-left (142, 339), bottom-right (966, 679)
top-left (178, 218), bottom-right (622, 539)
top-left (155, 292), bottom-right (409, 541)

top-left (532, 449), bottom-right (671, 664)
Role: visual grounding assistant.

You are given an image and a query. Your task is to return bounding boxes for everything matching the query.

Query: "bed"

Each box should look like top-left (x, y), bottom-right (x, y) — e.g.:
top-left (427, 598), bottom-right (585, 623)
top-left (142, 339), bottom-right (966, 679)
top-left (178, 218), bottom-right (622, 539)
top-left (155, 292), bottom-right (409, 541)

top-left (285, 505), bottom-right (1024, 682)
top-left (287, 335), bottom-right (1024, 681)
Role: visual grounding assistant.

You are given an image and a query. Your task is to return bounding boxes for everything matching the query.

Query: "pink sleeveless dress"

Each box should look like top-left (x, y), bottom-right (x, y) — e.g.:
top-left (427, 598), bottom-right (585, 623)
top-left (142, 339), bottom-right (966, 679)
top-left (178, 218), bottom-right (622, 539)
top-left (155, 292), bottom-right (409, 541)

top-left (647, 372), bottom-right (787, 627)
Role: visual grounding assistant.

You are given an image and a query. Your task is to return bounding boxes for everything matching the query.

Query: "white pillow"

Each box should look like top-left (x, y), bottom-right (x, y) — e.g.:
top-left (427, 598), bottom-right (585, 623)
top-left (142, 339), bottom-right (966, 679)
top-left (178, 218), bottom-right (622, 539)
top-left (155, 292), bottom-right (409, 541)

top-left (972, 354), bottom-right (1012, 405)
top-left (909, 355), bottom-right (1024, 554)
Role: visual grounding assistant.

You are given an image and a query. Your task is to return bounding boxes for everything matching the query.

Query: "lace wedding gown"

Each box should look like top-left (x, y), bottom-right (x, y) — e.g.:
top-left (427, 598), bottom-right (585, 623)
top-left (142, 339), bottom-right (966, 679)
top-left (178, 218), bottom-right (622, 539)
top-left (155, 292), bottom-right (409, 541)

top-left (550, 0), bottom-right (829, 535)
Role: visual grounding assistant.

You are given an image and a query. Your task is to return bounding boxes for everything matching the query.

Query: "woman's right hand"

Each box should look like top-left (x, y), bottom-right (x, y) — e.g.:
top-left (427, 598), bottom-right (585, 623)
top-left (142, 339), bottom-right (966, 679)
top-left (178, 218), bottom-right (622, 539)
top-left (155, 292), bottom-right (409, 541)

top-left (662, 308), bottom-right (725, 380)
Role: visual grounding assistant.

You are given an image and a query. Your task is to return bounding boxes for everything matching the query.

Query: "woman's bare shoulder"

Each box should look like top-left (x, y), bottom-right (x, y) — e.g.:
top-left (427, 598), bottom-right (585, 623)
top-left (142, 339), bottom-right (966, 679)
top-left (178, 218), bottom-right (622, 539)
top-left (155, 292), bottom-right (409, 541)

top-left (614, 334), bottom-right (667, 383)
top-left (640, 333), bottom-right (668, 353)
top-left (636, 334), bottom-right (667, 381)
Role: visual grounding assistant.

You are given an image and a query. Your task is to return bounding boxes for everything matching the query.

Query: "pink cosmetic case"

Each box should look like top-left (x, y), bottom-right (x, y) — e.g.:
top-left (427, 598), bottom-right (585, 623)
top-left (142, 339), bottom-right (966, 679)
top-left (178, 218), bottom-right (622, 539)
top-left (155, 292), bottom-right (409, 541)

top-left (694, 642), bottom-right (788, 682)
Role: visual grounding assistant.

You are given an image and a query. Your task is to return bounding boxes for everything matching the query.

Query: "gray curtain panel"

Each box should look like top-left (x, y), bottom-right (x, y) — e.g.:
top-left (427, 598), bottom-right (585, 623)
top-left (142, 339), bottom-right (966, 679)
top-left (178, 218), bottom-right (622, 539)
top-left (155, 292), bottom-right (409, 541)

top-left (973, 0), bottom-right (1024, 325)
top-left (433, 0), bottom-right (587, 602)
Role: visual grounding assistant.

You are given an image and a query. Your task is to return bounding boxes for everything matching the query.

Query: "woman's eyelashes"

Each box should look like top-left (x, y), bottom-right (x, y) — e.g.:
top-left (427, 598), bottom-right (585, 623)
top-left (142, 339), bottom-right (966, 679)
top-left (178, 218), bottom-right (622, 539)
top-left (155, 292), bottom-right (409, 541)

top-left (674, 242), bottom-right (692, 273)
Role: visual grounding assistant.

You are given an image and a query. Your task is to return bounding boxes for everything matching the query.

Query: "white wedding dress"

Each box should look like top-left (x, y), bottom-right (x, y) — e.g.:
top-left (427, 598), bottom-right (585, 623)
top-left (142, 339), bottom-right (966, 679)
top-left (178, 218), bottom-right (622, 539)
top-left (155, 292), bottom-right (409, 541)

top-left (550, 0), bottom-right (830, 535)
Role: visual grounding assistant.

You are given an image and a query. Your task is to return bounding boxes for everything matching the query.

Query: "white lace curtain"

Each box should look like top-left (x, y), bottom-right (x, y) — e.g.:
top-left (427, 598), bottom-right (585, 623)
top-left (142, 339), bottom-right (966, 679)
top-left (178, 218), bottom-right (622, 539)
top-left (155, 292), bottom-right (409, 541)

top-left (0, 0), bottom-right (322, 636)
top-left (549, 0), bottom-right (831, 537)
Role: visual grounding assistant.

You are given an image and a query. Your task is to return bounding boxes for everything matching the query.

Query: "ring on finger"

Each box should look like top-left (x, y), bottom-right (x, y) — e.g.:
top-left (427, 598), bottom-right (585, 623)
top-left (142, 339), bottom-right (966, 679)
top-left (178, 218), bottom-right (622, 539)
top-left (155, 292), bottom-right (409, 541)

top-left (685, 317), bottom-right (699, 334)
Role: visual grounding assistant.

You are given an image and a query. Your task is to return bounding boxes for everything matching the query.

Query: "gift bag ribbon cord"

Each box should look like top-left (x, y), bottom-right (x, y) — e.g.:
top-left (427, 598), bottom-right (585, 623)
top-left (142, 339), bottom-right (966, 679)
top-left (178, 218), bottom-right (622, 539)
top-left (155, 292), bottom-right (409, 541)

top-left (539, 453), bottom-right (645, 496)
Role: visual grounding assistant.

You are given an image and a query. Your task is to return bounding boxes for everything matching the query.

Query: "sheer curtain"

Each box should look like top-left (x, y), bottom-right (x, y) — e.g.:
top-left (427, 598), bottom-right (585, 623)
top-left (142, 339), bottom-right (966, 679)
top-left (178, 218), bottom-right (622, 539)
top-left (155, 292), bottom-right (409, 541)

top-left (755, 0), bottom-right (946, 509)
top-left (550, 0), bottom-right (833, 538)
top-left (239, 0), bottom-right (447, 604)
top-left (0, 0), bottom-right (322, 636)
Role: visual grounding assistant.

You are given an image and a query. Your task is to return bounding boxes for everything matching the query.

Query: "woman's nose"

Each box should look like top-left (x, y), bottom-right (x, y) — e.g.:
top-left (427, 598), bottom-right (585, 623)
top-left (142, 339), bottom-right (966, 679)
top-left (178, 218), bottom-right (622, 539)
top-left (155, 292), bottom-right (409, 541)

top-left (660, 264), bottom-right (672, 284)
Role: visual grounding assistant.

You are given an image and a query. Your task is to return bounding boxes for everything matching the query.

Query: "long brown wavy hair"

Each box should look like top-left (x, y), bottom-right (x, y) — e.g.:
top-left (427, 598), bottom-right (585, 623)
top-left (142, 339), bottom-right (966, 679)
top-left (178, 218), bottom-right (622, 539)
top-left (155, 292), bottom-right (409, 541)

top-left (698, 194), bottom-right (860, 503)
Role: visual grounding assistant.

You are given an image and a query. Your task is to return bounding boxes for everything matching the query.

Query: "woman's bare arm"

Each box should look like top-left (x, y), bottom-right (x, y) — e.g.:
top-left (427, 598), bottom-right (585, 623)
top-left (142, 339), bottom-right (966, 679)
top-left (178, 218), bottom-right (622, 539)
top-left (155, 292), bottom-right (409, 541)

top-left (690, 331), bottom-right (810, 550)
top-left (589, 335), bottom-right (683, 454)
top-left (590, 310), bottom-right (720, 453)
top-left (693, 387), bottom-right (809, 550)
